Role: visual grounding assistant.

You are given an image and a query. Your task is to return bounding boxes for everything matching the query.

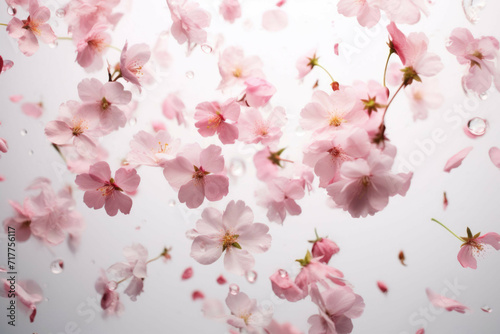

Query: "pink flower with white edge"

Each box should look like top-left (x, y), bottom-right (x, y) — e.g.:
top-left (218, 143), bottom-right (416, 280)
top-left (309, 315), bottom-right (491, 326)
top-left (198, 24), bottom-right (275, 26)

top-left (95, 269), bottom-right (124, 315)
top-left (217, 46), bottom-right (264, 90)
top-left (405, 80), bottom-right (443, 121)
top-left (327, 149), bottom-right (413, 218)
top-left (127, 130), bottom-right (179, 167)
top-left (3, 199), bottom-right (33, 242)
top-left (77, 78), bottom-right (131, 133)
top-left (74, 23), bottom-right (111, 72)
top-left (1, 279), bottom-right (43, 323)
top-left (162, 93), bottom-right (187, 126)
top-left (308, 283), bottom-right (365, 334)
top-left (296, 49), bottom-right (318, 80)
top-left (75, 161), bottom-right (141, 216)
top-left (337, 0), bottom-right (381, 28)
top-left (259, 177), bottom-right (305, 224)
top-left (108, 244), bottom-right (148, 301)
top-left (6, 0), bottom-right (56, 56)
top-left (300, 87), bottom-right (367, 135)
top-left (0, 55), bottom-right (14, 74)
top-left (425, 288), bottom-right (469, 313)
top-left (242, 77), bottom-right (277, 108)
top-left (238, 106), bottom-right (286, 145)
top-left (379, 0), bottom-right (428, 25)
top-left (225, 290), bottom-right (273, 331)
top-left (194, 99), bottom-right (240, 144)
top-left (163, 144), bottom-right (229, 208)
top-left (457, 227), bottom-right (500, 269)
top-left (44, 101), bottom-right (101, 158)
top-left (189, 200), bottom-right (271, 275)
top-left (311, 233), bottom-right (340, 264)
top-left (220, 0), bottom-right (241, 24)
top-left (167, 0), bottom-right (211, 47)
top-left (119, 42), bottom-right (151, 92)
top-left (446, 28), bottom-right (500, 95)
top-left (303, 128), bottom-right (371, 188)
top-left (266, 319), bottom-right (303, 334)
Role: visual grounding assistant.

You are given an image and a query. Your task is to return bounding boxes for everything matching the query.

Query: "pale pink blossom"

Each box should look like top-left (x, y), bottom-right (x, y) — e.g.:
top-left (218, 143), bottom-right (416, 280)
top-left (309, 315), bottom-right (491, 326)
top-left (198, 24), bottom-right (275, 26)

top-left (326, 150), bottom-right (413, 218)
top-left (152, 32), bottom-right (173, 70)
top-left (0, 138), bottom-right (8, 156)
top-left (311, 235), bottom-right (340, 264)
top-left (127, 130), bottom-right (179, 167)
top-left (75, 161), bottom-right (141, 216)
top-left (295, 254), bottom-right (345, 293)
top-left (296, 49), bottom-right (318, 79)
top-left (266, 319), bottom-right (303, 334)
top-left (189, 200), bottom-right (271, 275)
top-left (1, 279), bottom-right (43, 322)
top-left (447, 28), bottom-right (500, 95)
top-left (95, 269), bottom-right (124, 315)
top-left (379, 0), bottom-right (428, 25)
top-left (225, 291), bottom-right (273, 331)
top-left (259, 177), bottom-right (305, 224)
top-left (457, 229), bottom-right (500, 269)
top-left (64, 0), bottom-right (122, 36)
top-left (242, 77), bottom-right (276, 108)
top-left (0, 55), bottom-right (14, 74)
top-left (217, 46), bottom-right (264, 90)
top-left (163, 144), bottom-right (229, 208)
top-left (405, 80), bottom-right (443, 121)
top-left (238, 106), bottom-right (286, 145)
top-left (425, 288), bottom-right (469, 313)
top-left (78, 78), bottom-right (131, 133)
top-left (262, 9), bottom-right (288, 32)
top-left (308, 284), bottom-right (365, 334)
top-left (74, 23), bottom-right (111, 72)
top-left (167, 0), bottom-right (211, 47)
top-left (444, 147), bottom-right (473, 173)
top-left (3, 199), bottom-right (34, 242)
top-left (270, 269), bottom-right (308, 302)
top-left (489, 147), bottom-right (500, 169)
top-left (337, 0), bottom-right (381, 28)
top-left (6, 0), bottom-right (57, 56)
top-left (162, 93), bottom-right (187, 126)
top-left (108, 244), bottom-right (148, 301)
top-left (220, 0), bottom-right (241, 23)
top-left (119, 42), bottom-right (151, 91)
top-left (65, 144), bottom-right (109, 175)
top-left (21, 102), bottom-right (43, 118)
top-left (194, 99), bottom-right (240, 144)
top-left (351, 80), bottom-right (388, 136)
top-left (253, 147), bottom-right (289, 181)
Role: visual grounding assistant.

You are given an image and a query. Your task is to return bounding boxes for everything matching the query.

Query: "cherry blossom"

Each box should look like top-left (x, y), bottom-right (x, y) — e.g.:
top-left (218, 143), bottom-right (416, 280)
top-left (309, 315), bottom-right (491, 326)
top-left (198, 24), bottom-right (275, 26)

top-left (188, 200), bottom-right (271, 275)
top-left (166, 0), bottom-right (211, 47)
top-left (425, 288), bottom-right (469, 313)
top-left (75, 161), bottom-right (141, 216)
top-left (64, 0), bottom-right (122, 36)
top-left (0, 55), bottom-right (14, 74)
top-left (220, 0), bottom-right (241, 24)
top-left (108, 244), bottom-right (148, 301)
top-left (217, 46), bottom-right (264, 90)
top-left (457, 228), bottom-right (500, 269)
top-left (262, 9), bottom-right (288, 32)
top-left (127, 130), bottom-right (179, 167)
top-left (1, 279), bottom-right (43, 322)
top-left (119, 42), bottom-right (152, 91)
top-left (95, 269), bottom-right (124, 315)
top-left (296, 49), bottom-right (318, 79)
top-left (310, 232), bottom-right (340, 264)
top-left (258, 177), bottom-right (305, 224)
top-left (238, 106), bottom-right (286, 145)
top-left (162, 93), bottom-right (187, 126)
top-left (266, 319), bottom-right (303, 334)
top-left (379, 0), bottom-right (428, 25)
top-left (405, 80), bottom-right (443, 121)
top-left (163, 144), bottom-right (229, 208)
top-left (337, 0), bottom-right (381, 28)
top-left (3, 199), bottom-right (34, 242)
top-left (225, 291), bottom-right (273, 332)
top-left (253, 147), bottom-right (291, 182)
top-left (74, 23), bottom-right (111, 72)
top-left (6, 0), bottom-right (57, 56)
top-left (194, 99), bottom-right (240, 144)
top-left (21, 102), bottom-right (43, 118)
top-left (242, 77), bottom-right (277, 108)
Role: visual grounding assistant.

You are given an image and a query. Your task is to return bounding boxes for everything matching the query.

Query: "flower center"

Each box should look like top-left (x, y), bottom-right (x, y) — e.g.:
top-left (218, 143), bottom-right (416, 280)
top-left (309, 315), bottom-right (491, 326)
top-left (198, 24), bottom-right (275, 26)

top-left (328, 146), bottom-right (342, 157)
top-left (239, 313), bottom-right (252, 325)
top-left (71, 118), bottom-right (88, 136)
top-left (233, 68), bottom-right (242, 78)
top-left (97, 178), bottom-right (122, 197)
top-left (22, 17), bottom-right (41, 35)
top-left (222, 232), bottom-right (238, 248)
top-left (361, 175), bottom-right (370, 187)
top-left (192, 166), bottom-right (209, 180)
top-left (129, 61), bottom-right (144, 77)
top-left (88, 38), bottom-right (106, 52)
top-left (329, 114), bottom-right (345, 127)
top-left (207, 111), bottom-right (225, 129)
top-left (157, 141), bottom-right (169, 154)
top-left (101, 97), bottom-right (110, 110)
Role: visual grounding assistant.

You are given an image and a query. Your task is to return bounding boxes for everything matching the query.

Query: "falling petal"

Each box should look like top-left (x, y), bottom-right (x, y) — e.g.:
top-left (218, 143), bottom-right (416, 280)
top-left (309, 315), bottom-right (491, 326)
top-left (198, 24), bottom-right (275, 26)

top-left (489, 147), bottom-right (500, 169)
top-left (377, 281), bottom-right (388, 294)
top-left (192, 290), bottom-right (205, 300)
top-left (444, 147), bottom-right (473, 173)
top-left (181, 267), bottom-right (193, 280)
top-left (216, 275), bottom-right (227, 284)
top-left (443, 192), bottom-right (448, 210)
top-left (262, 9), bottom-right (288, 32)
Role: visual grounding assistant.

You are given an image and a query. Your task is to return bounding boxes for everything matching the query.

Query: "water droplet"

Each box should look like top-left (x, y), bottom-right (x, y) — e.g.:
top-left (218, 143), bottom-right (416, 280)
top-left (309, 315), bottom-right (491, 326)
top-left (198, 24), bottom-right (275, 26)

top-left (462, 0), bottom-right (486, 24)
top-left (245, 270), bottom-right (257, 283)
top-left (168, 199), bottom-right (176, 207)
top-left (279, 269), bottom-right (288, 278)
top-left (20, 129), bottom-right (27, 136)
top-left (7, 6), bottom-right (16, 16)
top-left (56, 8), bottom-right (66, 18)
top-left (229, 159), bottom-right (246, 177)
top-left (50, 259), bottom-right (64, 274)
top-left (48, 40), bottom-right (59, 48)
top-left (481, 306), bottom-right (492, 313)
top-left (129, 117), bottom-right (137, 126)
top-left (201, 44), bottom-right (213, 54)
top-left (28, 149), bottom-right (34, 156)
top-left (467, 117), bottom-right (487, 136)
top-left (229, 283), bottom-right (240, 295)
top-left (185, 71), bottom-right (194, 79)
top-left (106, 281), bottom-right (117, 291)
top-left (479, 91), bottom-right (488, 100)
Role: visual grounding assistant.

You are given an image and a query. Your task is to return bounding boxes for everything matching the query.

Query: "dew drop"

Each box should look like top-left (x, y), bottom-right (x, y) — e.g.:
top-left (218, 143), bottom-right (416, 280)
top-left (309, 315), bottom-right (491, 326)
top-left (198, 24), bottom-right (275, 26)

top-left (229, 158), bottom-right (246, 177)
top-left (479, 91), bottom-right (488, 100)
top-left (201, 44), bottom-right (213, 54)
top-left (279, 269), bottom-right (288, 278)
top-left (229, 283), bottom-right (240, 295)
top-left (168, 199), bottom-right (176, 207)
top-left (56, 8), bottom-right (66, 18)
top-left (20, 129), bottom-right (27, 136)
top-left (106, 281), bottom-right (117, 291)
top-left (50, 259), bottom-right (64, 274)
top-left (467, 117), bottom-right (487, 136)
top-left (462, 0), bottom-right (486, 24)
top-left (185, 71), bottom-right (194, 79)
top-left (48, 40), bottom-right (59, 48)
top-left (129, 117), bottom-right (137, 126)
top-left (28, 149), bottom-right (34, 156)
top-left (7, 6), bottom-right (16, 16)
top-left (245, 270), bottom-right (257, 283)
top-left (481, 306), bottom-right (492, 313)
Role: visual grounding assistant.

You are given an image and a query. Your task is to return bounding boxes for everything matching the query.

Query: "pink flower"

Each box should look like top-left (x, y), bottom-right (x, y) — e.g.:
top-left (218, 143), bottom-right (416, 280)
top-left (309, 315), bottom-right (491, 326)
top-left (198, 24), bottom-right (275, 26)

top-left (443, 147), bottom-right (473, 173)
top-left (308, 284), bottom-right (365, 334)
top-left (75, 161), bottom-right (141, 216)
top-left (337, 0), bottom-right (381, 28)
top-left (162, 93), bottom-right (187, 126)
top-left (152, 32), bottom-right (173, 70)
top-left (253, 147), bottom-right (287, 182)
top-left (194, 99), bottom-right (240, 144)
top-left (78, 78), bottom-right (131, 133)
top-left (262, 9), bottom-right (288, 32)
top-left (0, 55), bottom-right (14, 74)
top-left (326, 150), bottom-right (413, 218)
top-left (64, 0), bottom-right (122, 36)
top-left (296, 49), bottom-right (318, 79)
top-left (167, 0), bottom-right (211, 47)
top-left (74, 23), bottom-right (111, 72)
top-left (311, 235), bottom-right (340, 264)
top-left (446, 28), bottom-right (500, 95)
top-left (189, 200), bottom-right (271, 275)
top-left (6, 0), bottom-right (56, 56)
top-left (489, 147), bottom-right (500, 169)
top-left (259, 177), bottom-right (305, 224)
top-left (225, 291), bottom-right (273, 331)
top-left (379, 0), bottom-right (428, 25)
top-left (181, 267), bottom-right (194, 280)
top-left (108, 244), bottom-right (148, 301)
top-left (425, 288), bottom-right (469, 313)
top-left (270, 269), bottom-right (308, 302)
top-left (119, 42), bottom-right (151, 91)
top-left (242, 77), bottom-right (277, 108)
top-left (220, 0), bottom-right (241, 23)
top-left (3, 199), bottom-right (33, 242)
top-left (21, 102), bottom-right (43, 118)
top-left (95, 269), bottom-right (124, 315)
top-left (405, 80), bottom-right (443, 121)
top-left (127, 130), bottom-right (179, 167)
top-left (295, 254), bottom-right (345, 293)
top-left (163, 144), bottom-right (229, 208)
top-left (266, 319), bottom-right (303, 334)
top-left (1, 279), bottom-right (43, 323)
top-left (238, 106), bottom-right (286, 145)
top-left (217, 46), bottom-right (264, 90)
top-left (44, 101), bottom-right (101, 158)
top-left (300, 87), bottom-right (367, 134)
top-left (457, 229), bottom-right (500, 269)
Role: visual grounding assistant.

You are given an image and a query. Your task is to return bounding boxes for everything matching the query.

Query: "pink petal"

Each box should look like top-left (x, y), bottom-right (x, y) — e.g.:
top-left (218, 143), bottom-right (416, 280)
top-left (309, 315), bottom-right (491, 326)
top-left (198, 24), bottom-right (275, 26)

top-left (181, 267), bottom-right (194, 280)
top-left (488, 147), bottom-right (500, 169)
top-left (21, 102), bottom-right (43, 118)
top-left (204, 174), bottom-right (229, 202)
top-left (262, 9), bottom-right (288, 32)
top-left (104, 190), bottom-right (133, 216)
top-left (191, 235), bottom-right (223, 264)
top-left (114, 168), bottom-right (140, 193)
top-left (179, 180), bottom-right (205, 208)
top-left (9, 94), bottom-right (23, 102)
top-left (192, 290), bottom-right (205, 300)
top-left (444, 147), bottom-right (473, 173)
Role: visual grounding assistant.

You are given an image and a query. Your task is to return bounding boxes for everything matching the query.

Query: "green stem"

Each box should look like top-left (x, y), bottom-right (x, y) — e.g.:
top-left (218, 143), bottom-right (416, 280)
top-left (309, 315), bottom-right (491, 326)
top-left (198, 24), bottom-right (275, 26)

top-left (381, 82), bottom-right (404, 125)
top-left (383, 51), bottom-right (393, 88)
top-left (106, 44), bottom-right (122, 52)
top-left (146, 254), bottom-right (163, 264)
top-left (431, 218), bottom-right (464, 242)
top-left (314, 63), bottom-right (335, 83)
top-left (116, 277), bottom-right (129, 286)
top-left (57, 36), bottom-right (73, 41)
top-left (314, 228), bottom-right (320, 240)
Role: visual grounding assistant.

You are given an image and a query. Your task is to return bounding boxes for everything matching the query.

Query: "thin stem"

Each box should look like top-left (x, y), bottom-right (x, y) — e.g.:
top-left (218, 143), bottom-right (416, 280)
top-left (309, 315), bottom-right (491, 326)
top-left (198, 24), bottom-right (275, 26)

top-left (105, 44), bottom-right (122, 52)
top-left (314, 63), bottom-right (334, 82)
top-left (57, 36), bottom-right (73, 41)
top-left (431, 218), bottom-right (464, 242)
top-left (0, 23), bottom-right (7, 27)
top-left (278, 157), bottom-right (294, 164)
top-left (380, 82), bottom-right (404, 124)
top-left (314, 228), bottom-right (320, 240)
top-left (146, 254), bottom-right (163, 264)
top-left (52, 144), bottom-right (67, 164)
top-left (116, 277), bottom-right (129, 286)
top-left (382, 51), bottom-right (393, 88)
